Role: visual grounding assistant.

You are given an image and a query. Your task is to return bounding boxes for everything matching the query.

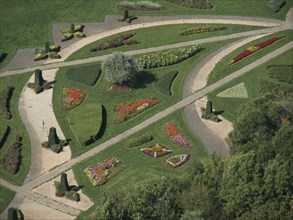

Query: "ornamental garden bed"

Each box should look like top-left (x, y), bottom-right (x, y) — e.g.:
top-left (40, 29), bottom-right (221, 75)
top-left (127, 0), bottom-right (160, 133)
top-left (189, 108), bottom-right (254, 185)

top-left (0, 86), bottom-right (13, 120)
top-left (63, 87), bottom-right (86, 111)
top-left (164, 122), bottom-right (191, 146)
top-left (228, 35), bottom-right (285, 65)
top-left (180, 25), bottom-right (226, 35)
top-left (84, 157), bottom-right (125, 187)
top-left (137, 45), bottom-right (202, 69)
top-left (163, 154), bottom-right (190, 168)
top-left (141, 143), bottom-right (172, 158)
top-left (91, 33), bottom-right (139, 52)
top-left (114, 97), bottom-right (160, 123)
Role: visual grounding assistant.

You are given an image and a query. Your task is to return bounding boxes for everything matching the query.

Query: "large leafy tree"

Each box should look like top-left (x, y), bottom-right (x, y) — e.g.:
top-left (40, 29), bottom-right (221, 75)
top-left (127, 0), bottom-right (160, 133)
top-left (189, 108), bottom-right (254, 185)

top-left (102, 52), bottom-right (140, 84)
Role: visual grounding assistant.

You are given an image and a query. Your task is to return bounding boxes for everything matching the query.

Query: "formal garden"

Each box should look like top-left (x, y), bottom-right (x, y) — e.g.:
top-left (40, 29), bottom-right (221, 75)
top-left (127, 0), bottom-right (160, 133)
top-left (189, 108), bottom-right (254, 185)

top-left (0, 0), bottom-right (292, 219)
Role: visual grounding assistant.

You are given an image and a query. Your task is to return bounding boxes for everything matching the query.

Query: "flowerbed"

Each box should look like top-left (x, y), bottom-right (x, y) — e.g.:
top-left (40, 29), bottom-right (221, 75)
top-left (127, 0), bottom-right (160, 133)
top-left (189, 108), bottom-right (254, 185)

top-left (63, 87), bottom-right (86, 111)
top-left (109, 82), bottom-right (133, 91)
top-left (91, 33), bottom-right (140, 52)
top-left (118, 1), bottom-right (164, 11)
top-left (127, 134), bottom-right (154, 148)
top-left (163, 154), bottom-right (190, 168)
top-left (165, 0), bottom-right (213, 9)
top-left (216, 82), bottom-right (248, 98)
top-left (164, 122), bottom-right (191, 146)
top-left (114, 97), bottom-right (160, 123)
top-left (180, 26), bottom-right (226, 35)
top-left (141, 143), bottom-right (172, 158)
top-left (137, 45), bottom-right (201, 69)
top-left (84, 157), bottom-right (125, 187)
top-left (0, 86), bottom-right (13, 120)
top-left (228, 36), bottom-right (285, 65)
top-left (0, 135), bottom-right (21, 174)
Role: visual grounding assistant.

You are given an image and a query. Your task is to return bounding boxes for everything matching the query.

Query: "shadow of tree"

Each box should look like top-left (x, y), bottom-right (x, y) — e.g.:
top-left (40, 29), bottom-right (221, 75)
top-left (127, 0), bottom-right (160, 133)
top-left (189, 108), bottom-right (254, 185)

top-left (0, 53), bottom-right (8, 64)
top-left (135, 71), bottom-right (156, 89)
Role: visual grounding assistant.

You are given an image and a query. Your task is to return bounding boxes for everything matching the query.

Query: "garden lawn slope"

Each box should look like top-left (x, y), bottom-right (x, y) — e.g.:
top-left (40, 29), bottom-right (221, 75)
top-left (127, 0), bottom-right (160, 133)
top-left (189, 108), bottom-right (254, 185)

top-left (66, 64), bottom-right (101, 86)
top-left (67, 102), bottom-right (103, 145)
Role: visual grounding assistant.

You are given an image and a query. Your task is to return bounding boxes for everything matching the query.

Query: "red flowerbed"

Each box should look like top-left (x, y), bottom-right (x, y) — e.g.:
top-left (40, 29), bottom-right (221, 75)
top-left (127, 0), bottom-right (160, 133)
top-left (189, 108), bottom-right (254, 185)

top-left (229, 35), bottom-right (285, 64)
top-left (164, 122), bottom-right (191, 146)
top-left (114, 97), bottom-right (160, 123)
top-left (63, 87), bottom-right (86, 111)
top-left (0, 135), bottom-right (21, 174)
top-left (109, 83), bottom-right (133, 91)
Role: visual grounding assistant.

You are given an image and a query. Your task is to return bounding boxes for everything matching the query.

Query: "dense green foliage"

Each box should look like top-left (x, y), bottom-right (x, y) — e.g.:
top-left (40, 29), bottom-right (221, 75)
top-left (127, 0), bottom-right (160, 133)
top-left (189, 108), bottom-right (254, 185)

top-left (65, 64), bottom-right (101, 86)
top-left (267, 65), bottom-right (293, 84)
top-left (155, 71), bottom-right (178, 96)
top-left (102, 53), bottom-right (140, 84)
top-left (258, 78), bottom-right (293, 97)
top-left (90, 95), bottom-right (293, 219)
top-left (127, 134), bottom-right (154, 147)
top-left (67, 102), bottom-right (103, 146)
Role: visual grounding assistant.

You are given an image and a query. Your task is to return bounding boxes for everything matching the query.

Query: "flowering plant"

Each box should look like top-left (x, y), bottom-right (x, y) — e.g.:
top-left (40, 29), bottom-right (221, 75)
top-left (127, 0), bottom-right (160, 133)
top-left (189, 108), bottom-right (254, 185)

top-left (164, 122), bottom-right (191, 146)
top-left (228, 35), bottom-right (285, 64)
top-left (84, 157), bottom-right (124, 187)
top-left (180, 26), bottom-right (226, 35)
top-left (114, 97), bottom-right (160, 123)
top-left (163, 154), bottom-right (190, 168)
top-left (63, 87), bottom-right (86, 111)
top-left (109, 82), bottom-right (133, 91)
top-left (141, 143), bottom-right (172, 158)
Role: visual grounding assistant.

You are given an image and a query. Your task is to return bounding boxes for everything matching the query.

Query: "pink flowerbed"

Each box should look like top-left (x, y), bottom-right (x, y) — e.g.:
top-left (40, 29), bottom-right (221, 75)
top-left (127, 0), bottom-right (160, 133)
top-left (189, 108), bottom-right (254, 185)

top-left (141, 143), bottom-right (172, 158)
top-left (63, 87), bottom-right (86, 111)
top-left (163, 154), bottom-right (190, 168)
top-left (164, 122), bottom-right (191, 146)
top-left (228, 35), bottom-right (285, 64)
top-left (109, 83), bottom-right (133, 91)
top-left (84, 157), bottom-right (124, 187)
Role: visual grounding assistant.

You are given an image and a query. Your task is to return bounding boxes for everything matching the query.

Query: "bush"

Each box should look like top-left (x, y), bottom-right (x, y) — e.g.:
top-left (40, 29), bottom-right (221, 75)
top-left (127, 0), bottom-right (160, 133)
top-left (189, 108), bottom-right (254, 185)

top-left (102, 52), bottom-right (140, 84)
top-left (258, 79), bottom-right (293, 98)
top-left (201, 101), bottom-right (219, 122)
top-left (156, 71), bottom-right (178, 96)
top-left (61, 32), bottom-right (74, 42)
top-left (7, 207), bottom-right (17, 220)
top-left (55, 173), bottom-right (70, 197)
top-left (74, 24), bottom-right (84, 32)
top-left (267, 0), bottom-right (285, 12)
top-left (165, 0), bottom-right (213, 9)
top-left (137, 45), bottom-right (202, 69)
top-left (74, 31), bottom-right (86, 38)
top-left (0, 135), bottom-right (22, 174)
top-left (49, 44), bottom-right (61, 52)
top-left (267, 65), bottom-right (293, 84)
top-left (65, 190), bottom-right (80, 202)
top-left (127, 134), bottom-right (154, 147)
top-left (48, 52), bottom-right (61, 59)
top-left (67, 103), bottom-right (103, 145)
top-left (118, 1), bottom-right (163, 11)
top-left (34, 53), bottom-right (48, 61)
top-left (65, 64), bottom-right (101, 86)
top-left (34, 69), bottom-right (45, 94)
top-left (0, 86), bottom-right (13, 120)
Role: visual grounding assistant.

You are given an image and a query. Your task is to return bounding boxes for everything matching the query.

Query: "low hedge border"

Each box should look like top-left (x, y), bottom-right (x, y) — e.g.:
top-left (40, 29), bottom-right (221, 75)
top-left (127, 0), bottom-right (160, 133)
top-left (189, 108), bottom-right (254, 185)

top-left (0, 86), bottom-right (13, 120)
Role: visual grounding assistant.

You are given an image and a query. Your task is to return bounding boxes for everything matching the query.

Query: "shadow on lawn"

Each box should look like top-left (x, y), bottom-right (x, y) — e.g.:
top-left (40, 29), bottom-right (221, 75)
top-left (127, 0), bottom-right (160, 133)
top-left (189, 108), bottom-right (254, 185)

top-left (135, 71), bottom-right (156, 89)
top-left (95, 105), bottom-right (107, 140)
top-left (0, 53), bottom-right (8, 64)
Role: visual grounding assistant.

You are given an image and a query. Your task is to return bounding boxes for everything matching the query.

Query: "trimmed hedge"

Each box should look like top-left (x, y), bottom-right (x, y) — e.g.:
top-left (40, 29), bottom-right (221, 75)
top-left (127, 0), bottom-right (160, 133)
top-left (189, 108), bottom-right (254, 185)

top-left (137, 45), bottom-right (202, 69)
top-left (0, 125), bottom-right (10, 149)
top-left (267, 0), bottom-right (285, 12)
top-left (180, 26), bottom-right (226, 35)
top-left (258, 78), bottom-right (293, 98)
top-left (156, 71), bottom-right (178, 96)
top-left (0, 86), bottom-right (13, 120)
top-left (127, 134), bottom-right (154, 147)
top-left (267, 65), bottom-right (293, 84)
top-left (165, 0), bottom-right (213, 9)
top-left (0, 135), bottom-right (22, 174)
top-left (66, 64), bottom-right (101, 86)
top-left (67, 102), bottom-right (103, 146)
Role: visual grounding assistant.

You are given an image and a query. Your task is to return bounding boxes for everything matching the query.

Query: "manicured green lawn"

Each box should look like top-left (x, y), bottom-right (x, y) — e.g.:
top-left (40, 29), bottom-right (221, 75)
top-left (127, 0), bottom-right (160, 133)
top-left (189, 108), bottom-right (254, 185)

top-left (74, 108), bottom-right (207, 219)
top-left (67, 102), bottom-right (103, 145)
top-left (207, 49), bottom-right (293, 123)
top-left (0, 185), bottom-right (15, 213)
top-left (53, 38), bottom-right (239, 157)
top-left (0, 73), bottom-right (31, 185)
top-left (67, 23), bottom-right (263, 61)
top-left (207, 30), bottom-right (293, 85)
top-left (1, 0), bottom-right (292, 69)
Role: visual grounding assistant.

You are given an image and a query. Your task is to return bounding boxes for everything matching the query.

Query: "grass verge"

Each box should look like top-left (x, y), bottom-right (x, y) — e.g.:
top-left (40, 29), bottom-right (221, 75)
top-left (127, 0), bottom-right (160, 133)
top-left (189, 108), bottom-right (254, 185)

top-left (0, 185), bottom-right (15, 214)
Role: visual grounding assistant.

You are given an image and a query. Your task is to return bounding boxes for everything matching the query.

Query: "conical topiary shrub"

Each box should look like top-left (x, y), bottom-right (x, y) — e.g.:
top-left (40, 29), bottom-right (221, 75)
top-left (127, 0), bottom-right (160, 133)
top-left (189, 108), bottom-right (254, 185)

top-left (48, 127), bottom-right (60, 146)
top-left (55, 173), bottom-right (70, 197)
top-left (34, 69), bottom-right (45, 94)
